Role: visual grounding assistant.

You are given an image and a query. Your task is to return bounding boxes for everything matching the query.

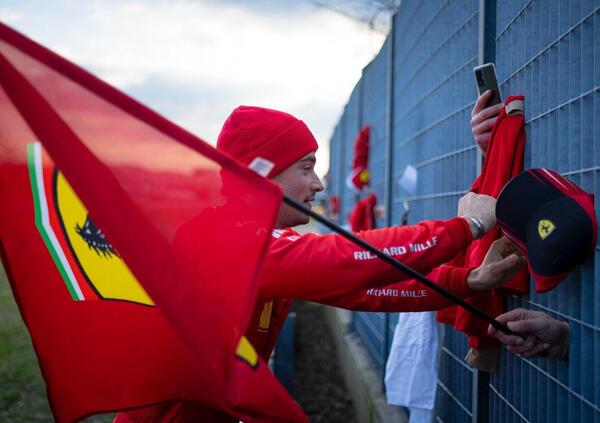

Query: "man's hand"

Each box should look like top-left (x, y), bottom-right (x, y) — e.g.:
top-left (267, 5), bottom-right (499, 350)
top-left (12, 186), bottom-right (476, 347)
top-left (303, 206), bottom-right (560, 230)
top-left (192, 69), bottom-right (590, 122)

top-left (471, 90), bottom-right (504, 155)
top-left (488, 308), bottom-right (570, 358)
top-left (467, 237), bottom-right (524, 291)
top-left (458, 192), bottom-right (497, 236)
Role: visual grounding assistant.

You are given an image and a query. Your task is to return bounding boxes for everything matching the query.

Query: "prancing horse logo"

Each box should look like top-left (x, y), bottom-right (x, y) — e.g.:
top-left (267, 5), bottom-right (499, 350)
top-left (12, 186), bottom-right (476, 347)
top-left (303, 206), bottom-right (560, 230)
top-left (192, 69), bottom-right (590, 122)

top-left (75, 215), bottom-right (119, 258)
top-left (537, 219), bottom-right (556, 240)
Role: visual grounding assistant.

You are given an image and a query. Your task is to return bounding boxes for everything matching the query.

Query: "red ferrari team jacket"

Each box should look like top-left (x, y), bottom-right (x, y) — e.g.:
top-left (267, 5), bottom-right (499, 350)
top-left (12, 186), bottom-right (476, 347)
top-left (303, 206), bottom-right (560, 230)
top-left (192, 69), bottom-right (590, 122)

top-left (116, 217), bottom-right (477, 422)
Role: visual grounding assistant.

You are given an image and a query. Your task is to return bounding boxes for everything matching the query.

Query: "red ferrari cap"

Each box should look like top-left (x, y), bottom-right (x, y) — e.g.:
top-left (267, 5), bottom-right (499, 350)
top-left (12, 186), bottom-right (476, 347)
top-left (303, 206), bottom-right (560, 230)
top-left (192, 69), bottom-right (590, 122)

top-left (496, 168), bottom-right (597, 292)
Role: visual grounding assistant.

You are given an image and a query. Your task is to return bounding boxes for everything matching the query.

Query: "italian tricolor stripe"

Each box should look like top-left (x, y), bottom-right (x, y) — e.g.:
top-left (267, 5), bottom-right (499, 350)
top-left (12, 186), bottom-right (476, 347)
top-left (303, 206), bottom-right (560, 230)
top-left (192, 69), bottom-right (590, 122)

top-left (27, 142), bottom-right (84, 301)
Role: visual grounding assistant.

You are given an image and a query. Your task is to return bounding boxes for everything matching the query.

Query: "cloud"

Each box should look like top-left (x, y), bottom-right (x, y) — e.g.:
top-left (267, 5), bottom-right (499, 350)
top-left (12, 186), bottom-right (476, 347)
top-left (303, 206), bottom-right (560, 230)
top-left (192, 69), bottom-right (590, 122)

top-left (1, 0), bottom-right (385, 176)
top-left (0, 7), bottom-right (24, 23)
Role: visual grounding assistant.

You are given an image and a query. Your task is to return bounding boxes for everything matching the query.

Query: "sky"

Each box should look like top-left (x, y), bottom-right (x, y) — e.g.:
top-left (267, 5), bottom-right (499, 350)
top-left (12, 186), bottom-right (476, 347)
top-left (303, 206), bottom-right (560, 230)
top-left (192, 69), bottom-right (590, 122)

top-left (0, 0), bottom-right (386, 177)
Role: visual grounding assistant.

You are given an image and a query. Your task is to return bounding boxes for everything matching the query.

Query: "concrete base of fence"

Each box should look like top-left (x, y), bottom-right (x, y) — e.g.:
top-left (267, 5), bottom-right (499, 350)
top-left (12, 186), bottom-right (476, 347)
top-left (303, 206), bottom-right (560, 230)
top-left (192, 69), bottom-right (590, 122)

top-left (323, 305), bottom-right (408, 423)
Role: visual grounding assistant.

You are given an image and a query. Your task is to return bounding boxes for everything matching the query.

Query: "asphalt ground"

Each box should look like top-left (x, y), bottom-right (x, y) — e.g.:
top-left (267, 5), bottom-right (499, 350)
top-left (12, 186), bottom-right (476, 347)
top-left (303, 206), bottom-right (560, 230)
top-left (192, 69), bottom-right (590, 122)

top-left (293, 301), bottom-right (356, 423)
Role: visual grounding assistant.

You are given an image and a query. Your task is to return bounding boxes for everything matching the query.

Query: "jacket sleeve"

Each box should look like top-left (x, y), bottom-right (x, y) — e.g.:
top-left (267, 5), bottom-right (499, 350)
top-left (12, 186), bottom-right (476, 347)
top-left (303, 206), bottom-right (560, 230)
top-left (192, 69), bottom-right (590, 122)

top-left (259, 217), bottom-right (473, 300)
top-left (309, 265), bottom-right (476, 312)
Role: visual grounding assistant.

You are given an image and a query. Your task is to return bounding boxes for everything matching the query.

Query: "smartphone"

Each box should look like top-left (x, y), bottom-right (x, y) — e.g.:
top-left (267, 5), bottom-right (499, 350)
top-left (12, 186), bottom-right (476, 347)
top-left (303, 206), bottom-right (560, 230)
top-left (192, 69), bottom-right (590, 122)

top-left (473, 63), bottom-right (502, 106)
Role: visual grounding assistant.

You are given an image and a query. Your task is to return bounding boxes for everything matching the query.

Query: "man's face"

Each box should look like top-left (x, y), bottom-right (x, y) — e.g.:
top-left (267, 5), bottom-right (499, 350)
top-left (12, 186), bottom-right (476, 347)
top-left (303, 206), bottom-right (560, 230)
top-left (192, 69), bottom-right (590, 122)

top-left (272, 152), bottom-right (324, 228)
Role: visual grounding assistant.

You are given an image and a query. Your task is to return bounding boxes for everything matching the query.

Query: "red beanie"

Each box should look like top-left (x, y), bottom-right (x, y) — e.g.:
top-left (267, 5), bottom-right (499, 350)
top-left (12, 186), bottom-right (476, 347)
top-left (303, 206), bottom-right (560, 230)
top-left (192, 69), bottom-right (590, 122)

top-left (217, 106), bottom-right (319, 178)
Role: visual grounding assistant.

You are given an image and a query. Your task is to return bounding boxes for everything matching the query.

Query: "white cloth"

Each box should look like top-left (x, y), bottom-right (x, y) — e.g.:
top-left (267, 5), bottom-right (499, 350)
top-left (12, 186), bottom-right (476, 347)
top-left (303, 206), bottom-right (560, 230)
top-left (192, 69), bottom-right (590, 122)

top-left (405, 407), bottom-right (435, 423)
top-left (385, 312), bottom-right (443, 423)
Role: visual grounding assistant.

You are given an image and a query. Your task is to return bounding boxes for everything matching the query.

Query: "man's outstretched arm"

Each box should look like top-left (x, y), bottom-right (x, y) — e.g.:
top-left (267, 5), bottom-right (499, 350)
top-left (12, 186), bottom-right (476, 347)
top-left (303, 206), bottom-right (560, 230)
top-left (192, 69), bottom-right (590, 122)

top-left (259, 193), bottom-right (497, 300)
top-left (310, 237), bottom-right (523, 312)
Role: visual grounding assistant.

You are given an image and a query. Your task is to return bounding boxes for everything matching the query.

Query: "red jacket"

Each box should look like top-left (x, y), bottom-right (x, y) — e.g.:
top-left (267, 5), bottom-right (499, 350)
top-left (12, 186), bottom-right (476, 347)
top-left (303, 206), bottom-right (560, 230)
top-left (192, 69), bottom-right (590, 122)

top-left (116, 217), bottom-right (475, 422)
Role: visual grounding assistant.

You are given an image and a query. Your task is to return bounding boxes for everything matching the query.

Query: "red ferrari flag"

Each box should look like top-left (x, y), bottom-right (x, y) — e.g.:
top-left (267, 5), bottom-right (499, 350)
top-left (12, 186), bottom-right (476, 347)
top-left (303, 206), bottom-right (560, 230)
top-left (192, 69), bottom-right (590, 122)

top-left (346, 125), bottom-right (370, 191)
top-left (0, 22), bottom-right (306, 423)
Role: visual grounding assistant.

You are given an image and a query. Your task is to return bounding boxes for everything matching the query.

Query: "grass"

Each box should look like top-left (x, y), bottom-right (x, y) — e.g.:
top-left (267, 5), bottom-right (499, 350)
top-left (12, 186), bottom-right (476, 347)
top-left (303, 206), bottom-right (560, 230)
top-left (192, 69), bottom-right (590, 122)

top-left (0, 265), bottom-right (114, 422)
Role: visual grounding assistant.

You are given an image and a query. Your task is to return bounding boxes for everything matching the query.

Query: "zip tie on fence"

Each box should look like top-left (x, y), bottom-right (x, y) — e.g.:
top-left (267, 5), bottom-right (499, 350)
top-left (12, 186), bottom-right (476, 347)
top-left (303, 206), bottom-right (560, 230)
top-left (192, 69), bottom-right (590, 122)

top-left (283, 195), bottom-right (521, 337)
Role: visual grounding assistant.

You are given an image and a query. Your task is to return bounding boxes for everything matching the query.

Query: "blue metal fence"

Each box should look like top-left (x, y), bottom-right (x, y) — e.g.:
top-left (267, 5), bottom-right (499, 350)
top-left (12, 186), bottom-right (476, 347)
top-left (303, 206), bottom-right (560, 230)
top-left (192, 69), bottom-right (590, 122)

top-left (391, 1), bottom-right (481, 420)
top-left (341, 82), bottom-right (363, 224)
top-left (327, 0), bottom-right (600, 421)
top-left (363, 37), bottom-right (389, 223)
top-left (488, 1), bottom-right (600, 422)
top-left (328, 118), bottom-right (343, 204)
top-left (352, 35), bottom-right (391, 374)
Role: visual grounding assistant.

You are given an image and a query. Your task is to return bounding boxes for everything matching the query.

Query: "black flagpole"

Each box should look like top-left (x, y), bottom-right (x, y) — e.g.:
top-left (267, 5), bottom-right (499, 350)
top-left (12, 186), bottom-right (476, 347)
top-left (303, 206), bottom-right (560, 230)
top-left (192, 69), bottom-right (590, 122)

top-left (283, 195), bottom-right (519, 337)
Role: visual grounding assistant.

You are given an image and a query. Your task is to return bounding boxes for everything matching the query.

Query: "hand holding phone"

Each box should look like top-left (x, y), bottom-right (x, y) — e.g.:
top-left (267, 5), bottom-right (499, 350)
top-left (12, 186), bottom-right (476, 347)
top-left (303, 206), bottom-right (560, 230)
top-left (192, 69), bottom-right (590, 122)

top-left (471, 63), bottom-right (504, 155)
top-left (474, 63), bottom-right (502, 106)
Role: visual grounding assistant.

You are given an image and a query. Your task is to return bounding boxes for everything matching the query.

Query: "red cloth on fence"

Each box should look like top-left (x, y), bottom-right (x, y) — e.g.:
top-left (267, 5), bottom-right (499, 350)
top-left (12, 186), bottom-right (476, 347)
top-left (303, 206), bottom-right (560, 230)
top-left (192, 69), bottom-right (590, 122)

top-left (349, 193), bottom-right (377, 232)
top-left (329, 194), bottom-right (340, 219)
top-left (437, 95), bottom-right (529, 351)
top-left (347, 125), bottom-right (371, 191)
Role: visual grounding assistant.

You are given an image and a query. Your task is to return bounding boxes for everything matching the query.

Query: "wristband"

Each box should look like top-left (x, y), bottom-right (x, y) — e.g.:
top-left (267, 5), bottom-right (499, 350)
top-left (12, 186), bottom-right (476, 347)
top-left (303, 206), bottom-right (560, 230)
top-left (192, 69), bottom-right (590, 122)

top-left (466, 216), bottom-right (485, 240)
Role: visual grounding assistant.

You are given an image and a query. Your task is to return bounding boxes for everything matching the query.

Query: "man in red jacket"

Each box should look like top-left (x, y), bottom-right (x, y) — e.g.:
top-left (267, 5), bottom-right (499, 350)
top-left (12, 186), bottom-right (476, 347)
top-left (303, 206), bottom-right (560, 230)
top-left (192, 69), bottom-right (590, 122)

top-left (116, 105), bottom-right (521, 422)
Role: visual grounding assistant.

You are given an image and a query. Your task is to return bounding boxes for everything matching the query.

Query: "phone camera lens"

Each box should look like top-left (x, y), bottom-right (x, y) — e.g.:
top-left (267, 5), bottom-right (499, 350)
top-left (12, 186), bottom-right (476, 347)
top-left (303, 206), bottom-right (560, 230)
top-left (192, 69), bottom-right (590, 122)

top-left (476, 71), bottom-right (484, 86)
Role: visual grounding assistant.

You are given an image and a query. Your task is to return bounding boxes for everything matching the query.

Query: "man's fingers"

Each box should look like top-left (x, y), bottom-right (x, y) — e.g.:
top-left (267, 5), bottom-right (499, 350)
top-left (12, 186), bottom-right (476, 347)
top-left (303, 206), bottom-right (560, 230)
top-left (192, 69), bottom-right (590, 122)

top-left (471, 102), bottom-right (504, 125)
top-left (491, 329), bottom-right (524, 346)
top-left (473, 117), bottom-right (496, 135)
top-left (496, 253), bottom-right (521, 270)
top-left (491, 309), bottom-right (562, 358)
top-left (486, 254), bottom-right (522, 287)
top-left (524, 342), bottom-right (550, 357)
top-left (494, 308), bottom-right (531, 325)
top-left (500, 254), bottom-right (523, 274)
top-left (507, 319), bottom-right (546, 334)
top-left (507, 335), bottom-right (537, 354)
top-left (479, 102), bottom-right (504, 120)
top-left (475, 134), bottom-right (490, 145)
top-left (492, 236), bottom-right (519, 257)
top-left (472, 90), bottom-right (492, 115)
top-left (475, 134), bottom-right (490, 149)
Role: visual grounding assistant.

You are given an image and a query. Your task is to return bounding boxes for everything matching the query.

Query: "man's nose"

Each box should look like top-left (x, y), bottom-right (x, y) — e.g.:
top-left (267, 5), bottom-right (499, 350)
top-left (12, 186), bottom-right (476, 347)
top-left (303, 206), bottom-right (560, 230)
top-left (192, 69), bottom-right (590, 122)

top-left (312, 176), bottom-right (324, 192)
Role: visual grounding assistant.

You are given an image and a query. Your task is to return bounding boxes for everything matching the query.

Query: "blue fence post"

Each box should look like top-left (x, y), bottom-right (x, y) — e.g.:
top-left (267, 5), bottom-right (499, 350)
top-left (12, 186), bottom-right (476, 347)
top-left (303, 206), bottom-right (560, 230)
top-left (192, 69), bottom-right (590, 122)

top-left (472, 368), bottom-right (490, 423)
top-left (477, 0), bottom-right (497, 177)
top-left (382, 13), bottom-right (396, 391)
top-left (470, 1), bottom-right (497, 421)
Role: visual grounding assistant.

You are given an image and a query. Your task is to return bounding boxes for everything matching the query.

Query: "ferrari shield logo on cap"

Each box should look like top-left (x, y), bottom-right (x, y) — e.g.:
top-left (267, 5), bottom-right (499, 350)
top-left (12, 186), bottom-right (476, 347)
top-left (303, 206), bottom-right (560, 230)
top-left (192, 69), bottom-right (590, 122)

top-left (538, 219), bottom-right (556, 240)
